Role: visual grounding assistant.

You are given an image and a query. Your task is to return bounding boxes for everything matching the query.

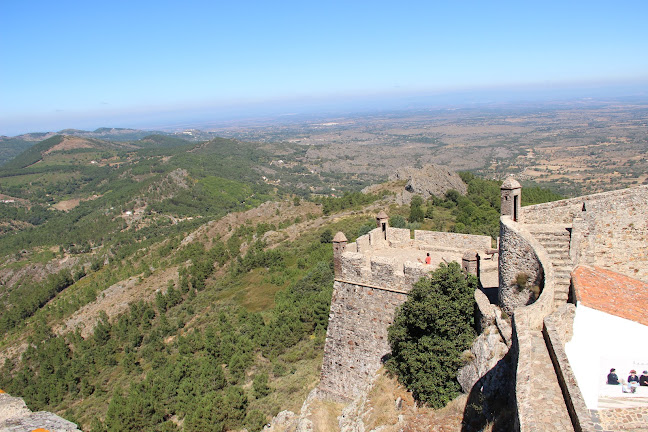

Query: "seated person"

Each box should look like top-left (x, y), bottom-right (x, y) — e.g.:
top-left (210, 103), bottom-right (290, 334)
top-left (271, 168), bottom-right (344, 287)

top-left (640, 371), bottom-right (648, 386)
top-left (417, 252), bottom-right (431, 264)
top-left (628, 370), bottom-right (640, 386)
top-left (607, 368), bottom-right (620, 385)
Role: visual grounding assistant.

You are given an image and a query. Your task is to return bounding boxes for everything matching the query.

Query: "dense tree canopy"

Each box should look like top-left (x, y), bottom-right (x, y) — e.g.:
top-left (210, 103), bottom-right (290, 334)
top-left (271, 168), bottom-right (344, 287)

top-left (387, 262), bottom-right (477, 408)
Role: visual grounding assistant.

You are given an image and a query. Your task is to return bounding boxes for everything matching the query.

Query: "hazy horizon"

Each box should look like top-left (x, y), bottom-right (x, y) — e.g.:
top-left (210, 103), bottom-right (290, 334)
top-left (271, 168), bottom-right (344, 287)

top-left (2, 0), bottom-right (647, 136)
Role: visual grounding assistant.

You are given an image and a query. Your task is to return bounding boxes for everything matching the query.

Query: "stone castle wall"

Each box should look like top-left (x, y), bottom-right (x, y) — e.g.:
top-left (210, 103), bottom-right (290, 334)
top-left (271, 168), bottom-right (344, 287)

top-left (523, 185), bottom-right (648, 282)
top-left (338, 250), bottom-right (430, 292)
top-left (320, 227), bottom-right (492, 399)
top-left (522, 185), bottom-right (647, 224)
top-left (498, 217), bottom-right (547, 316)
top-left (413, 230), bottom-right (493, 250)
top-left (318, 281), bottom-right (408, 399)
top-left (572, 186), bottom-right (648, 283)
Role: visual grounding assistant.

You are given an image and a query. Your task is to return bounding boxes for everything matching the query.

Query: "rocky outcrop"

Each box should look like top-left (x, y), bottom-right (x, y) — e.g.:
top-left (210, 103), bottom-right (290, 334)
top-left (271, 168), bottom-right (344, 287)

top-left (0, 255), bottom-right (82, 289)
top-left (457, 325), bottom-right (509, 394)
top-left (263, 389), bottom-right (319, 432)
top-left (388, 164), bottom-right (467, 204)
top-left (0, 392), bottom-right (81, 432)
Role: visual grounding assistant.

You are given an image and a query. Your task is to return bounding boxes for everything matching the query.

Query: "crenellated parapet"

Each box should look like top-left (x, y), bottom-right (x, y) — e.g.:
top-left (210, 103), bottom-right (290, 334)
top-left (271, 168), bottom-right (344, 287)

top-left (339, 227), bottom-right (492, 292)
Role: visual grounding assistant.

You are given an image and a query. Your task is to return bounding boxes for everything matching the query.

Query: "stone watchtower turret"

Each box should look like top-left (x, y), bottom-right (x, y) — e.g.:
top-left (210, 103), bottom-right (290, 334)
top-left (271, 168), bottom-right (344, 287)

top-left (462, 250), bottom-right (480, 278)
top-left (332, 232), bottom-right (348, 277)
top-left (376, 210), bottom-right (388, 240)
top-left (501, 177), bottom-right (522, 222)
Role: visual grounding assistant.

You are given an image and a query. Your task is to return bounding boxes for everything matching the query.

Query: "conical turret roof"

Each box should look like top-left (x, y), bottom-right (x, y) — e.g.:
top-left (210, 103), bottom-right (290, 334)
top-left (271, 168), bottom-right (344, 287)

top-left (501, 177), bottom-right (521, 190)
top-left (333, 232), bottom-right (348, 242)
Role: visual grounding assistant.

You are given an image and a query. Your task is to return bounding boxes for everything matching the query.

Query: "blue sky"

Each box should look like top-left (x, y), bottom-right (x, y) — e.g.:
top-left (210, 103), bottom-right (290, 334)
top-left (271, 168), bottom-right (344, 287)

top-left (1, 0), bottom-right (647, 135)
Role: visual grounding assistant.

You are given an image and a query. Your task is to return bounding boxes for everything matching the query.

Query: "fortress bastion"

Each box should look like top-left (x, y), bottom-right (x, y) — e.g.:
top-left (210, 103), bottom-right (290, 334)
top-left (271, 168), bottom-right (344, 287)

top-left (318, 214), bottom-right (496, 400)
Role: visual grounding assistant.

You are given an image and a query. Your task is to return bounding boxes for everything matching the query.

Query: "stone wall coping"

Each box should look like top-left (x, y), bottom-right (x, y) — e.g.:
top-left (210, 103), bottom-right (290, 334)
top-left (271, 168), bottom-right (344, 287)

top-left (334, 278), bottom-right (410, 294)
top-left (494, 310), bottom-right (512, 347)
top-left (475, 289), bottom-right (495, 320)
top-left (544, 314), bottom-right (596, 432)
top-left (511, 317), bottom-right (537, 431)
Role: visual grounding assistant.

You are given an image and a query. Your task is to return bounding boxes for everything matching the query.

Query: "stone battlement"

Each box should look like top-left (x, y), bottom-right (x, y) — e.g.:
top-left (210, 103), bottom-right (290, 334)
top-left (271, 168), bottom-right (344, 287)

top-left (320, 224), bottom-right (495, 400)
top-left (339, 227), bottom-right (492, 292)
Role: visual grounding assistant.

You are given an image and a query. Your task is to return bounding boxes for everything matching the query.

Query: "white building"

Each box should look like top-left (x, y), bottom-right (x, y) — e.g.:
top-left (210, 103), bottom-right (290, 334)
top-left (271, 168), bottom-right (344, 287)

top-left (565, 265), bottom-right (648, 409)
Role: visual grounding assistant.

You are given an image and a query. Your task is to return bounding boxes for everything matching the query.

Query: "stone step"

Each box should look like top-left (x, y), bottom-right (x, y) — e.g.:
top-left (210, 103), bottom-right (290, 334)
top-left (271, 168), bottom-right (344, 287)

top-left (530, 233), bottom-right (571, 241)
top-left (532, 233), bottom-right (571, 239)
top-left (544, 243), bottom-right (569, 251)
top-left (527, 226), bottom-right (572, 233)
top-left (542, 245), bottom-right (570, 253)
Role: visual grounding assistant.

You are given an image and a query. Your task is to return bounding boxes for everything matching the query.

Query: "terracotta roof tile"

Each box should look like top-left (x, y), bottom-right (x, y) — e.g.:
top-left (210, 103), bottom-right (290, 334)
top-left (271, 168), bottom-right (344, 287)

top-left (572, 265), bottom-right (648, 327)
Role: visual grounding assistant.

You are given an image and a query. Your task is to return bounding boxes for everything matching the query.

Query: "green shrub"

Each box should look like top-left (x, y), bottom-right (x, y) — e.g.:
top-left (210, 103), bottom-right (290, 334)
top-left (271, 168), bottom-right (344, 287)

top-left (387, 262), bottom-right (477, 408)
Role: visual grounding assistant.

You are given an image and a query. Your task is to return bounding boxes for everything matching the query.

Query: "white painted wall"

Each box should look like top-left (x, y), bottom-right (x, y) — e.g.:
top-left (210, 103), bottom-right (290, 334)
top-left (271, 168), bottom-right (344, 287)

top-left (565, 304), bottom-right (648, 409)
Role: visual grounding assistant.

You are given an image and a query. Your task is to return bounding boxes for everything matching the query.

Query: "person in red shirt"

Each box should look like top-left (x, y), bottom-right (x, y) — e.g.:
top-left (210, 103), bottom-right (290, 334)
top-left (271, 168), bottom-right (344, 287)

top-left (418, 252), bottom-right (432, 264)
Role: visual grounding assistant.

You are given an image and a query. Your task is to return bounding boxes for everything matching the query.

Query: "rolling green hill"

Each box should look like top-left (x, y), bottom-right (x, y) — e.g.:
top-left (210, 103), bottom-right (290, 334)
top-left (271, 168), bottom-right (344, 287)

top-left (0, 132), bottom-right (562, 431)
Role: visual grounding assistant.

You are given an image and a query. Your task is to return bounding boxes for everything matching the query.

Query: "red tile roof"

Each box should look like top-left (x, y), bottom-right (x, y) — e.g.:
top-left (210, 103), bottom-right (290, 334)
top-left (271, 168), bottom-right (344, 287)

top-left (572, 265), bottom-right (648, 327)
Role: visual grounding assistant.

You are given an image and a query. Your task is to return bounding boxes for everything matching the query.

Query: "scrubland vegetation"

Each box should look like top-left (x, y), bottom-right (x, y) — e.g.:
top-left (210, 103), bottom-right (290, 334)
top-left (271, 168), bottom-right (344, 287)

top-left (0, 131), bottom-right (566, 431)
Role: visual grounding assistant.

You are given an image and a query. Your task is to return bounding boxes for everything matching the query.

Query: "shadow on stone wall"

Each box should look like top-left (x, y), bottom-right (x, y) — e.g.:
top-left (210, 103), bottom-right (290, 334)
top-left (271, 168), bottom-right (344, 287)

top-left (461, 352), bottom-right (516, 432)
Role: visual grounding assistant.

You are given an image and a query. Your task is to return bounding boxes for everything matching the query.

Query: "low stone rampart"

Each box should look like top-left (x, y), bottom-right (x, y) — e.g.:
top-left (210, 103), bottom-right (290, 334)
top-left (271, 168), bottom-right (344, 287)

top-left (339, 251), bottom-right (430, 291)
top-left (522, 185), bottom-right (648, 224)
top-left (543, 313), bottom-right (595, 432)
top-left (475, 289), bottom-right (496, 333)
top-left (510, 318), bottom-right (533, 432)
top-left (351, 228), bottom-right (492, 253)
top-left (413, 230), bottom-right (492, 250)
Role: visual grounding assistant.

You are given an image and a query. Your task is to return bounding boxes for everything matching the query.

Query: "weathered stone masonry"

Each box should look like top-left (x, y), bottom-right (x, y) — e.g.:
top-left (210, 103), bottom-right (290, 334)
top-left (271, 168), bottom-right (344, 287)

top-left (501, 184), bottom-right (648, 432)
top-left (319, 221), bottom-right (493, 400)
top-left (319, 281), bottom-right (407, 399)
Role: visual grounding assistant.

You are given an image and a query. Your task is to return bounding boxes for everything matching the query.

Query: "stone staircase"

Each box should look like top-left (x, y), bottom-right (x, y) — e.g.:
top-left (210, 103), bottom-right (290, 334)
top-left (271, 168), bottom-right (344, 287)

top-left (526, 224), bottom-right (573, 308)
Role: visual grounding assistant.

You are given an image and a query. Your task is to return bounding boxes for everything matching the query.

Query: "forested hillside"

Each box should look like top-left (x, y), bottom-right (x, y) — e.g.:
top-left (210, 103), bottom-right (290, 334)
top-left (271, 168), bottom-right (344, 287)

top-left (0, 133), bottom-right (562, 431)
